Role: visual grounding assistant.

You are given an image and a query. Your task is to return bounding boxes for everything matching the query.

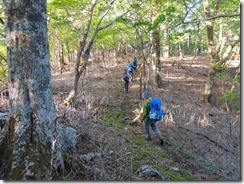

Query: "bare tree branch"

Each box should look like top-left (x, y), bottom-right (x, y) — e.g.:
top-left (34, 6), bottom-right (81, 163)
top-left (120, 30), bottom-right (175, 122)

top-left (178, 13), bottom-right (240, 26)
top-left (0, 17), bottom-right (4, 25)
top-left (0, 32), bottom-right (5, 38)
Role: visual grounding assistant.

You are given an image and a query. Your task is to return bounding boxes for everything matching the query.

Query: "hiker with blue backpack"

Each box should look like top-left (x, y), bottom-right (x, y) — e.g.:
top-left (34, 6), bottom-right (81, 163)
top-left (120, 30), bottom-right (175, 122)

top-left (122, 68), bottom-right (130, 92)
top-left (127, 57), bottom-right (138, 82)
top-left (139, 91), bottom-right (164, 145)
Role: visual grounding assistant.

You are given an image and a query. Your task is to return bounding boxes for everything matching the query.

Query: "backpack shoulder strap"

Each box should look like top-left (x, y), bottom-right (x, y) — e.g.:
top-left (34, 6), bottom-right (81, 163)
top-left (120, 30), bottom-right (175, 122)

top-left (146, 98), bottom-right (152, 104)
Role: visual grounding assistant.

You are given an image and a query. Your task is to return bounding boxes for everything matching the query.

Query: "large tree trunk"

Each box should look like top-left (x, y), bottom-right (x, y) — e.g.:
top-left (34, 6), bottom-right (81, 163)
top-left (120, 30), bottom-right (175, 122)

top-left (2, 0), bottom-right (67, 179)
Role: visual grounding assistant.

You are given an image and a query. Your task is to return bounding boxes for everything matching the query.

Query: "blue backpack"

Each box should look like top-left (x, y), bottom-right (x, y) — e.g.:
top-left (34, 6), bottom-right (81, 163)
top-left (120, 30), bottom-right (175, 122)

top-left (148, 98), bottom-right (164, 121)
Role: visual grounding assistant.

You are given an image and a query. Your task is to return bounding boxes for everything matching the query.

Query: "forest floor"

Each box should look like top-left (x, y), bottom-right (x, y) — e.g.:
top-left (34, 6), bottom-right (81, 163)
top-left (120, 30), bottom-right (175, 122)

top-left (0, 55), bottom-right (240, 181)
top-left (51, 54), bottom-right (240, 181)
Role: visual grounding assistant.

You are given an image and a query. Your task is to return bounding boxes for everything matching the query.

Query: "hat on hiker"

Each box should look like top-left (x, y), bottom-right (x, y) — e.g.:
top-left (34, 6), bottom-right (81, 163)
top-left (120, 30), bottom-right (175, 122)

top-left (142, 91), bottom-right (150, 99)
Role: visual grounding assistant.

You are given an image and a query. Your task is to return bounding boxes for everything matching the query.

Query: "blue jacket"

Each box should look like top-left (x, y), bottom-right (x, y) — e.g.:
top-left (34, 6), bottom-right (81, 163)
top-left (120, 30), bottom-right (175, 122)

top-left (128, 62), bottom-right (136, 72)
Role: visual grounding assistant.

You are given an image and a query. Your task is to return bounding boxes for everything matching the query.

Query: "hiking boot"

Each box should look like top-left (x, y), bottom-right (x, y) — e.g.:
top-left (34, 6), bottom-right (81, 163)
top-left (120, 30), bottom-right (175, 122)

top-left (146, 137), bottom-right (152, 141)
top-left (160, 138), bottom-right (164, 145)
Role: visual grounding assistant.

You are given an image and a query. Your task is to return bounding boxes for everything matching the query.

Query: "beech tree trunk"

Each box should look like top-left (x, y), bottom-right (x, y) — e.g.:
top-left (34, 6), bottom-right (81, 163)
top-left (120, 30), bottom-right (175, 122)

top-left (2, 0), bottom-right (64, 179)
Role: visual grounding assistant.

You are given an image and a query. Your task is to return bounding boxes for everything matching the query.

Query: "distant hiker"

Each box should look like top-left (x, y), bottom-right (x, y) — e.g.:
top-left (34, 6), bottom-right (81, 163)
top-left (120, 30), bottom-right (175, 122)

top-left (127, 57), bottom-right (138, 82)
top-left (122, 68), bottom-right (130, 92)
top-left (139, 91), bottom-right (164, 145)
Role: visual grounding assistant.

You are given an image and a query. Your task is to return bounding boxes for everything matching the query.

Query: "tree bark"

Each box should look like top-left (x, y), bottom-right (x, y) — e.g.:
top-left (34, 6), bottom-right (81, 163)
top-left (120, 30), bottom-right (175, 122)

top-left (201, 0), bottom-right (220, 103)
top-left (163, 24), bottom-right (170, 58)
top-left (151, 29), bottom-right (162, 88)
top-left (2, 0), bottom-right (64, 179)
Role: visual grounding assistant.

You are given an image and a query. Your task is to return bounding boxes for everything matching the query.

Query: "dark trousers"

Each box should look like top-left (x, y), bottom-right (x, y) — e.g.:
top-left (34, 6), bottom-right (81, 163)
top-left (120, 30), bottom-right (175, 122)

top-left (124, 80), bottom-right (129, 92)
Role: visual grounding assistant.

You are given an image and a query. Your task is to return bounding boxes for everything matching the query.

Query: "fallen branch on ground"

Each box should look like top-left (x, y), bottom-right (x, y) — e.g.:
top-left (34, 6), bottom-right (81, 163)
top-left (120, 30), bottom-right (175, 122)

top-left (178, 125), bottom-right (236, 155)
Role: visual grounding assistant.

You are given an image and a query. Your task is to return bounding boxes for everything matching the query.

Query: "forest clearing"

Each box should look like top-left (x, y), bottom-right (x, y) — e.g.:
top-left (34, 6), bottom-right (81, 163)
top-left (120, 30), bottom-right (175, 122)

top-left (0, 0), bottom-right (240, 181)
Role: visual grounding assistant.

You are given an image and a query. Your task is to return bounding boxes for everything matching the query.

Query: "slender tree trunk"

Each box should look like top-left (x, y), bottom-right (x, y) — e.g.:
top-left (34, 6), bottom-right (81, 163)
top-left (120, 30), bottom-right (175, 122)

top-left (151, 29), bottom-right (162, 88)
top-left (163, 24), bottom-right (170, 58)
top-left (187, 34), bottom-right (190, 55)
top-left (179, 41), bottom-right (184, 58)
top-left (2, 0), bottom-right (64, 179)
top-left (201, 0), bottom-right (220, 103)
top-left (64, 1), bottom-right (115, 106)
top-left (101, 49), bottom-right (105, 63)
top-left (65, 42), bottom-right (71, 63)
top-left (135, 28), bottom-right (148, 94)
top-left (58, 43), bottom-right (67, 74)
